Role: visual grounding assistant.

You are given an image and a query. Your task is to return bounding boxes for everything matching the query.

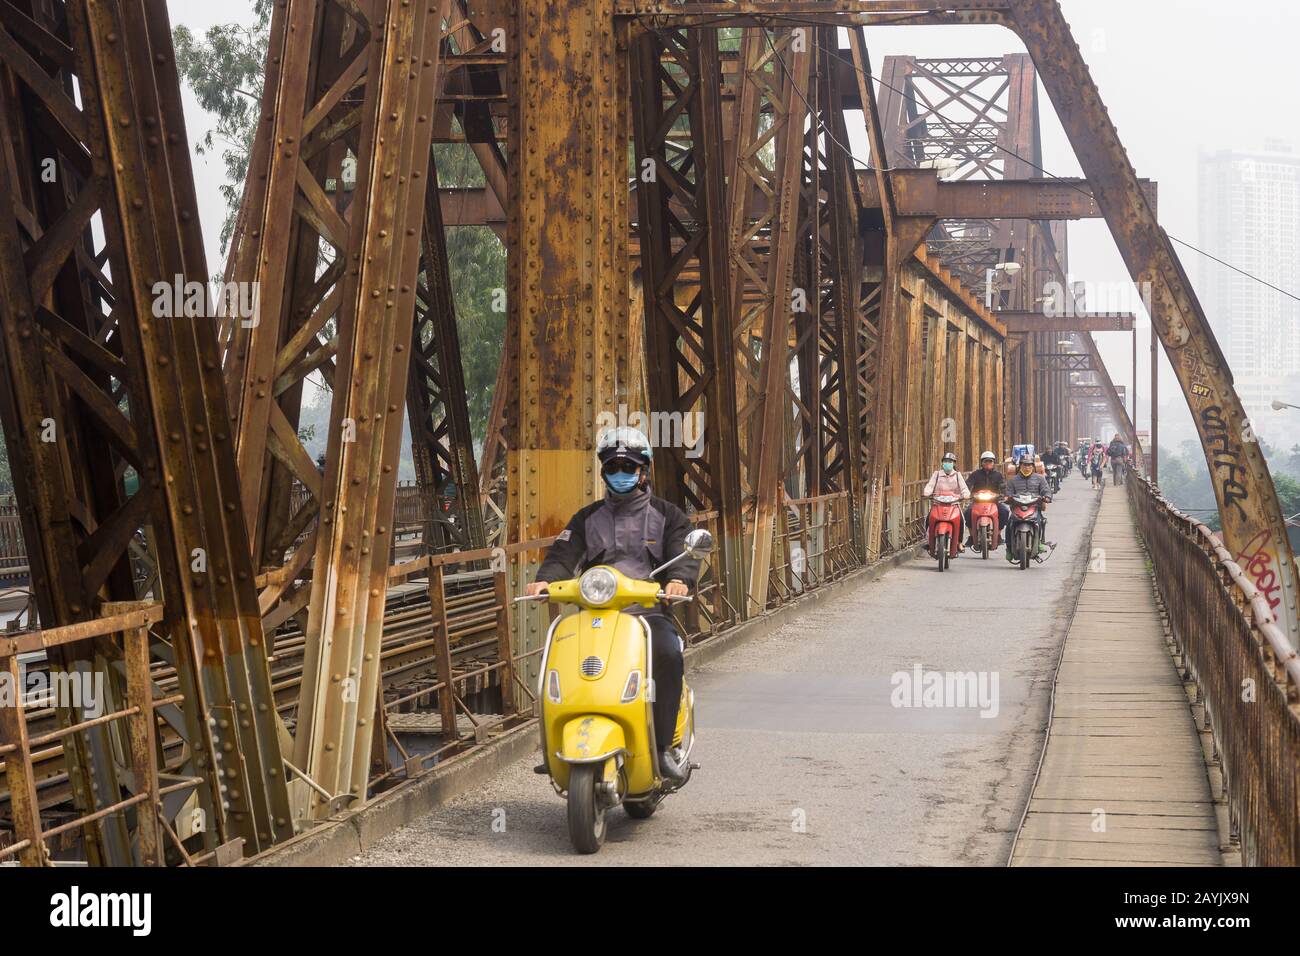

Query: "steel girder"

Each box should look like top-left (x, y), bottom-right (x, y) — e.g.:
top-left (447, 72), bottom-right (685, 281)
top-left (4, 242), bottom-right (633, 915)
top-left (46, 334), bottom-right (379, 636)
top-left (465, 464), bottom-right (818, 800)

top-left (287, 0), bottom-right (446, 818)
top-left (814, 28), bottom-right (867, 557)
top-left (999, 312), bottom-right (1135, 334)
top-left (630, 27), bottom-right (745, 623)
top-left (724, 26), bottom-right (810, 612)
top-left (509, 0), bottom-right (629, 684)
top-left (1035, 353), bottom-right (1093, 372)
top-left (406, 155), bottom-right (487, 556)
top-left (224, 0), bottom-right (448, 819)
top-left (0, 0), bottom-right (291, 859)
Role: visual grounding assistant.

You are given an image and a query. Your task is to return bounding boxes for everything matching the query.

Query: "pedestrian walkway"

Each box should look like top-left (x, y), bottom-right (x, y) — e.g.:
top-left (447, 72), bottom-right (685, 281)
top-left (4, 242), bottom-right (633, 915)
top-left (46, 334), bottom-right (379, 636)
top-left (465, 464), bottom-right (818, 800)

top-left (1010, 483), bottom-right (1221, 866)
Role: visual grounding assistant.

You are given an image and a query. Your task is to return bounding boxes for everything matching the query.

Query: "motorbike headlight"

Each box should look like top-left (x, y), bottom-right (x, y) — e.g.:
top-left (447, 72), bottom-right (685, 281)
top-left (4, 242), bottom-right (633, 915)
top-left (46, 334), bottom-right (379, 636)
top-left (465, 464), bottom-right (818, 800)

top-left (546, 669), bottom-right (562, 704)
top-left (620, 670), bottom-right (642, 703)
top-left (578, 567), bottom-right (618, 606)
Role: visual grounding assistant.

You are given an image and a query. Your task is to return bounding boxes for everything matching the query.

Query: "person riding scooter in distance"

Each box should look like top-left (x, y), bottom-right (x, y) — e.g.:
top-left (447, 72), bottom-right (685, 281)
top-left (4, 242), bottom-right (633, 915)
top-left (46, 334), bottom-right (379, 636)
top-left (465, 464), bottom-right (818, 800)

top-left (923, 451), bottom-right (971, 552)
top-left (965, 450), bottom-right (1009, 547)
top-left (1005, 452), bottom-right (1053, 563)
top-left (525, 427), bottom-right (696, 784)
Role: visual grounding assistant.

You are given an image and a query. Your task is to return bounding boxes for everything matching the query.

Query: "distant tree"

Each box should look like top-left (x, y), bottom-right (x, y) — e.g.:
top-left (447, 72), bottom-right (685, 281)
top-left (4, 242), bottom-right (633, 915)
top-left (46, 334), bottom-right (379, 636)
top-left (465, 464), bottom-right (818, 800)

top-left (172, 10), bottom-right (505, 445)
top-left (172, 1), bottom-right (274, 253)
top-left (1272, 473), bottom-right (1300, 552)
top-left (1155, 444), bottom-right (1220, 531)
top-left (0, 428), bottom-right (11, 495)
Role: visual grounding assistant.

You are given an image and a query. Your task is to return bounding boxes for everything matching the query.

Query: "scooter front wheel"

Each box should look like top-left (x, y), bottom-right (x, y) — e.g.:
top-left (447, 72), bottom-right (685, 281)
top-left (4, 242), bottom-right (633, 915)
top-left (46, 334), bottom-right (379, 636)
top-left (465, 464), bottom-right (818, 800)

top-left (566, 763), bottom-right (607, 854)
top-left (980, 526), bottom-right (990, 559)
top-left (936, 533), bottom-right (949, 571)
top-left (1018, 532), bottom-right (1031, 570)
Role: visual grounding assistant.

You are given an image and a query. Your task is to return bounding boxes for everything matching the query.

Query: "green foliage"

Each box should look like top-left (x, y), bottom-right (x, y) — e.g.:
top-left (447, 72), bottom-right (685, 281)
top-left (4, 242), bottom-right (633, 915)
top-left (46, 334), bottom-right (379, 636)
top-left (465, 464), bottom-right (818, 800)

top-left (172, 11), bottom-right (507, 447)
top-left (433, 145), bottom-right (505, 444)
top-left (172, 1), bottom-right (274, 252)
top-left (1154, 445), bottom-right (1219, 530)
top-left (0, 428), bottom-right (11, 495)
top-left (1158, 441), bottom-right (1300, 549)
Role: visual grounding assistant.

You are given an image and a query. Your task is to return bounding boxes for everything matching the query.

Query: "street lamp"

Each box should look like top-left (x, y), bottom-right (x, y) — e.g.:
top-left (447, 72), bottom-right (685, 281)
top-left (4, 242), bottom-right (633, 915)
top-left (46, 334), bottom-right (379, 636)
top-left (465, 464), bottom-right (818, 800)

top-left (1272, 399), bottom-right (1300, 411)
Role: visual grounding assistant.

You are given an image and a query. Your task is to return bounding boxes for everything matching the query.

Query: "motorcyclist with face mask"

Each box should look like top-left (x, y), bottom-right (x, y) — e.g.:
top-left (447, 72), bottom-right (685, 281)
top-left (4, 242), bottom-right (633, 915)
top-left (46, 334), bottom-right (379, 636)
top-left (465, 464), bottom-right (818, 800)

top-left (923, 451), bottom-right (971, 551)
top-left (1004, 452), bottom-right (1053, 562)
top-left (526, 427), bottom-right (697, 783)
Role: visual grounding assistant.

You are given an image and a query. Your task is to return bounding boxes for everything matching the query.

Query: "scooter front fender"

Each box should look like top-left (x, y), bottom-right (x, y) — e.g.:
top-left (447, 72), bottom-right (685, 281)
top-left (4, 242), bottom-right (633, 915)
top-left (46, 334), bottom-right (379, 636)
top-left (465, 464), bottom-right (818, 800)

top-left (559, 715), bottom-right (628, 765)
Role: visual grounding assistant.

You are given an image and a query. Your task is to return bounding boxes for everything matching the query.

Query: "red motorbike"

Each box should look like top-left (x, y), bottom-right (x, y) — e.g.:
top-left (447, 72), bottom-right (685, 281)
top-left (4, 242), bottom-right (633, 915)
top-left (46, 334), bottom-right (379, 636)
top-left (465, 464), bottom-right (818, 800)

top-left (926, 494), bottom-right (964, 571)
top-left (969, 489), bottom-right (1001, 559)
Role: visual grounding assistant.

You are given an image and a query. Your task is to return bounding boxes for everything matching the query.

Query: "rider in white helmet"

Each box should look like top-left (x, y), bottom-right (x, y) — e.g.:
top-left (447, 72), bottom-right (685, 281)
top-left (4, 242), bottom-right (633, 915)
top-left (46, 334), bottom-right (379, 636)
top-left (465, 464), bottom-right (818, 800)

top-left (527, 426), bottom-right (696, 783)
top-left (964, 450), bottom-right (1008, 546)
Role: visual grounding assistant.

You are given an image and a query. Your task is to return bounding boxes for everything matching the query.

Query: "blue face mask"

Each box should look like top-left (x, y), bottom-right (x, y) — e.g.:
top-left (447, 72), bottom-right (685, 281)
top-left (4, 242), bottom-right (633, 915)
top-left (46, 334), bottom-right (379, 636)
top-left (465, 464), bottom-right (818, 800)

top-left (941, 462), bottom-right (954, 473)
top-left (604, 471), bottom-right (640, 494)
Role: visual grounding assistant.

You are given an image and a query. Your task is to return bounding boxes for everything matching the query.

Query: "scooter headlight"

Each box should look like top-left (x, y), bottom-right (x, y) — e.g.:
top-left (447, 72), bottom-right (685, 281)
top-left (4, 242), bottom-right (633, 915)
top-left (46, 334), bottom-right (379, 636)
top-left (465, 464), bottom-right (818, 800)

top-left (546, 669), bottom-right (562, 703)
top-left (578, 567), bottom-right (618, 606)
top-left (620, 670), bottom-right (642, 703)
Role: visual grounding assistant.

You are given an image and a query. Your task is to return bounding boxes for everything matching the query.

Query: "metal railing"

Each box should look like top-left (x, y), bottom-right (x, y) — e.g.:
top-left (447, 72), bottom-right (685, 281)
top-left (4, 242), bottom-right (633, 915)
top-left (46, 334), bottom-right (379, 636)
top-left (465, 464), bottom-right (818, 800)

top-left (1127, 472), bottom-right (1300, 865)
top-left (0, 604), bottom-right (207, 866)
top-left (0, 496), bottom-right (28, 582)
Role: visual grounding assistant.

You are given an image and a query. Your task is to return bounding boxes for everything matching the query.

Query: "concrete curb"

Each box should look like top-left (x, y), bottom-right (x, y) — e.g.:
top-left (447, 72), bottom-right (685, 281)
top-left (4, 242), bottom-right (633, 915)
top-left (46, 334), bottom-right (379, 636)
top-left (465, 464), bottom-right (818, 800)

top-left (255, 542), bottom-right (923, 867)
top-left (252, 722), bottom-right (538, 867)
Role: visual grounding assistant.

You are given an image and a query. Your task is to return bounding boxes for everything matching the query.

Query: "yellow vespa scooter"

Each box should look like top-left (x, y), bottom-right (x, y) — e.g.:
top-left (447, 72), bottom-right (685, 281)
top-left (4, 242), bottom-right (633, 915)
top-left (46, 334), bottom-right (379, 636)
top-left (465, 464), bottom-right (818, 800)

top-left (516, 528), bottom-right (711, 853)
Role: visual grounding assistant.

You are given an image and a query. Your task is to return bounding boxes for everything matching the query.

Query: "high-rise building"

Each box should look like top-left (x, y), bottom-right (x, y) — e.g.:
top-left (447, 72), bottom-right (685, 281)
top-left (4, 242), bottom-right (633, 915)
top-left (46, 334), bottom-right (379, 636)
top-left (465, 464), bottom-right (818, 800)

top-left (1198, 141), bottom-right (1300, 427)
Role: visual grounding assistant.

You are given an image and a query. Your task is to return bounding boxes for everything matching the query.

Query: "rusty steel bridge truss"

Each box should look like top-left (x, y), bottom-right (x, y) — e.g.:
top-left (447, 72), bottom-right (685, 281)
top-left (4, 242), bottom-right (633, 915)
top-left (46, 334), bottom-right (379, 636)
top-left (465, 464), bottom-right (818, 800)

top-left (0, 0), bottom-right (1296, 866)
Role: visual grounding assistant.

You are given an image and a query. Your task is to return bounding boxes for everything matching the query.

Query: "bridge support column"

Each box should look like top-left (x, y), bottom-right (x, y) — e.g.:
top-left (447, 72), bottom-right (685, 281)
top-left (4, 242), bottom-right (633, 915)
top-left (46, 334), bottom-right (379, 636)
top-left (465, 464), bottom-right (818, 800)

top-left (510, 0), bottom-right (629, 679)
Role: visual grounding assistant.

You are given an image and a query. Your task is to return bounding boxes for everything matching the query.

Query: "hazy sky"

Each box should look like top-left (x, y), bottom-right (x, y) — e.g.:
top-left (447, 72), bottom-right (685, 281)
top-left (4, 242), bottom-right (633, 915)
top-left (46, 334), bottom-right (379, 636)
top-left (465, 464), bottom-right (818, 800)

top-left (167, 0), bottom-right (1300, 448)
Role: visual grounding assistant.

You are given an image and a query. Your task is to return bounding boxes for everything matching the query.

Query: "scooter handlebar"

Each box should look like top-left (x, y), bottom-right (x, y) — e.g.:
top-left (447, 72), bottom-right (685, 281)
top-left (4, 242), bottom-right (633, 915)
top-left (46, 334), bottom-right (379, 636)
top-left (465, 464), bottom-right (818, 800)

top-left (656, 592), bottom-right (694, 603)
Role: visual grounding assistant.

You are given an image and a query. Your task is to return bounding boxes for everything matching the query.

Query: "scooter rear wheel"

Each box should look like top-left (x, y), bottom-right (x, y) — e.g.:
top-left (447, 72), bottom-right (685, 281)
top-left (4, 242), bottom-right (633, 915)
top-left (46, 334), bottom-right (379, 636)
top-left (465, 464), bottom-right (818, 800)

top-left (566, 764), bottom-right (607, 854)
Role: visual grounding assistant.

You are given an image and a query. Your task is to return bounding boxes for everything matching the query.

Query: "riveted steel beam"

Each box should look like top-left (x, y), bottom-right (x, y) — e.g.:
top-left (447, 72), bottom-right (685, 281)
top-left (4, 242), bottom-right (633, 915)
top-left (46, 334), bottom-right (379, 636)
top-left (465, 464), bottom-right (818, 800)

top-left (631, 27), bottom-right (745, 623)
top-left (0, 0), bottom-right (291, 859)
top-left (290, 0), bottom-right (446, 820)
top-left (725, 26), bottom-right (811, 611)
top-left (406, 156), bottom-right (487, 555)
top-left (509, 0), bottom-right (629, 684)
top-left (998, 312), bottom-right (1134, 334)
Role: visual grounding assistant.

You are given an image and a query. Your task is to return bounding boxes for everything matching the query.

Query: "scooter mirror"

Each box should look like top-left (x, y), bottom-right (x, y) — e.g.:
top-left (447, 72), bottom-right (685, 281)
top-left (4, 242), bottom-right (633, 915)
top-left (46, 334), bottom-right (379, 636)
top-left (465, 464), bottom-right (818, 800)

top-left (683, 528), bottom-right (714, 558)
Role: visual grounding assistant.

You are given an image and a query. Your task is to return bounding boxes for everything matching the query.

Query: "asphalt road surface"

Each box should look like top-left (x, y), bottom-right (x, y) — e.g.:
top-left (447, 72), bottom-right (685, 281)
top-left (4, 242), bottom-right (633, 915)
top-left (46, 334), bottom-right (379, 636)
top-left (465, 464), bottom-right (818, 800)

top-left (352, 476), bottom-right (1102, 866)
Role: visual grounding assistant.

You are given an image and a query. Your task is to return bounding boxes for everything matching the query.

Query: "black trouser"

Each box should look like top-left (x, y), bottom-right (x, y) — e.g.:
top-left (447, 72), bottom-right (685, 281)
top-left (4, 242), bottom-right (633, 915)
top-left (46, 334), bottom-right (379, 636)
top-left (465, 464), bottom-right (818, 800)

top-left (643, 612), bottom-right (684, 748)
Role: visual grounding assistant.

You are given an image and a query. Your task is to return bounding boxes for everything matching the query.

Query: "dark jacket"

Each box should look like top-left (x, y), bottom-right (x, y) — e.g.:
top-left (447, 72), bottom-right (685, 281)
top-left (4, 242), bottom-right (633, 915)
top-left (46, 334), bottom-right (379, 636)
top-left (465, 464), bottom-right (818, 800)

top-left (1006, 472), bottom-right (1052, 499)
top-left (967, 466), bottom-right (1006, 495)
top-left (536, 487), bottom-right (700, 588)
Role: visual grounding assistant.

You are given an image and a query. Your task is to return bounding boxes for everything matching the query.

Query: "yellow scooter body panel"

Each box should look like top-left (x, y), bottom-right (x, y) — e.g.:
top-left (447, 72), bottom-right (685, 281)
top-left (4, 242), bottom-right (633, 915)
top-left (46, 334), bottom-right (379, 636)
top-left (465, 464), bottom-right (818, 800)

top-left (559, 716), bottom-right (626, 763)
top-left (541, 605), bottom-right (657, 796)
